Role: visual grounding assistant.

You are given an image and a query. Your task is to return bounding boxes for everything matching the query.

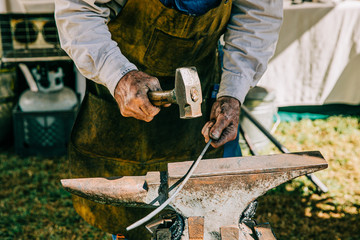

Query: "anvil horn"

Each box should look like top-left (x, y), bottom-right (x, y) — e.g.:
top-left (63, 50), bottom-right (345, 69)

top-left (61, 171), bottom-right (162, 207)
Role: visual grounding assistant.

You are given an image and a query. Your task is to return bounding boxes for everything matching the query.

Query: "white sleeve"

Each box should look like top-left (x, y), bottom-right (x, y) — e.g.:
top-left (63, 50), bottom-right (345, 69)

top-left (54, 0), bottom-right (137, 96)
top-left (218, 0), bottom-right (283, 104)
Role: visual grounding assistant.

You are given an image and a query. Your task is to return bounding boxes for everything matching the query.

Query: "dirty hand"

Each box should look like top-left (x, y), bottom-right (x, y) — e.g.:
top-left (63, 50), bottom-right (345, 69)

top-left (202, 96), bottom-right (241, 148)
top-left (114, 70), bottom-right (162, 122)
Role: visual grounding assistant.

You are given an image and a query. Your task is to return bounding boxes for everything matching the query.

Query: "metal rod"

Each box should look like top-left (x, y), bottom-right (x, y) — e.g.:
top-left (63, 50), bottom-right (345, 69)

top-left (241, 106), bottom-right (289, 153)
top-left (241, 105), bottom-right (328, 193)
top-left (126, 139), bottom-right (212, 231)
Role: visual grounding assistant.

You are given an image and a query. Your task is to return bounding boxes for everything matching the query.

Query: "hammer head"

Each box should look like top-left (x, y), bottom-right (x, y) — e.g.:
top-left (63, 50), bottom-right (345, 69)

top-left (175, 67), bottom-right (202, 119)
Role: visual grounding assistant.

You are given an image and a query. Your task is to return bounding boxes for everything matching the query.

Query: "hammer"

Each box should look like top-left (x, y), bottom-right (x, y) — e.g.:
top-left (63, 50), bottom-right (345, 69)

top-left (148, 67), bottom-right (202, 119)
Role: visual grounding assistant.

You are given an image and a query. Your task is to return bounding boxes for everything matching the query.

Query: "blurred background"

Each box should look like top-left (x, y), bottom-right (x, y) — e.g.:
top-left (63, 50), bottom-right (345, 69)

top-left (0, 0), bottom-right (359, 239)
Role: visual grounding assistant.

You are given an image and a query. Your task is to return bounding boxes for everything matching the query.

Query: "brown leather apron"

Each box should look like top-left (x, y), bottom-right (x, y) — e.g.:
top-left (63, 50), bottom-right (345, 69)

top-left (69, 0), bottom-right (232, 238)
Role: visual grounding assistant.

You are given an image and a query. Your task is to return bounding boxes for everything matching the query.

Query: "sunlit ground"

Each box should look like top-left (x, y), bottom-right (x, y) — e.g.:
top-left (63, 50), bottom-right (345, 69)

top-left (252, 116), bottom-right (360, 240)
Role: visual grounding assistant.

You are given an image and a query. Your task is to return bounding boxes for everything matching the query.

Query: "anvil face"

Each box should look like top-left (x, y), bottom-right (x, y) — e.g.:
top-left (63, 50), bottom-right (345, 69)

top-left (61, 151), bottom-right (327, 240)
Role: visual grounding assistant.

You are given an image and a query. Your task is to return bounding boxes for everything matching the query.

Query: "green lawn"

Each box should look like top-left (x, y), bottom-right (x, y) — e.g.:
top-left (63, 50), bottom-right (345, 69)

top-left (1, 115), bottom-right (359, 239)
top-left (254, 116), bottom-right (360, 240)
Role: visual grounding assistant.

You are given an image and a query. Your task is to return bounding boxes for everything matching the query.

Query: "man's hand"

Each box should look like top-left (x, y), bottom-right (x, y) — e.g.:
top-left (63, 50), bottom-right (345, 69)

top-left (202, 97), bottom-right (241, 148)
top-left (114, 70), bottom-right (162, 122)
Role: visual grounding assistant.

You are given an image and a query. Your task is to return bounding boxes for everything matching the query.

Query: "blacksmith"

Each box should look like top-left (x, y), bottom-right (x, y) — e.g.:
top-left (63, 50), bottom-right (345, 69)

top-left (55, 0), bottom-right (283, 238)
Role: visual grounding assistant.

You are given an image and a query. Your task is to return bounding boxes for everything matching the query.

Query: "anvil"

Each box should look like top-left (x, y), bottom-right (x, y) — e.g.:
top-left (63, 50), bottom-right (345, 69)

top-left (61, 151), bottom-right (327, 240)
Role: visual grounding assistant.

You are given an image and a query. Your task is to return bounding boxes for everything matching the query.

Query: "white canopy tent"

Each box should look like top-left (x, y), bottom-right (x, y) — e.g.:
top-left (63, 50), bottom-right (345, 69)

top-left (258, 1), bottom-right (360, 107)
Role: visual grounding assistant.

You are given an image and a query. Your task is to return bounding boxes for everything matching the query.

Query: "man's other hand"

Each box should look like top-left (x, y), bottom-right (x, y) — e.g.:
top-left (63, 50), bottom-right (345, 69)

top-left (114, 70), bottom-right (161, 122)
top-left (202, 97), bottom-right (240, 148)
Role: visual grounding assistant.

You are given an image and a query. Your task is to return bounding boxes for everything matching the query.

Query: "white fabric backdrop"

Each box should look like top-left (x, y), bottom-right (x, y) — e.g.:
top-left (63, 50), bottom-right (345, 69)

top-left (258, 1), bottom-right (360, 107)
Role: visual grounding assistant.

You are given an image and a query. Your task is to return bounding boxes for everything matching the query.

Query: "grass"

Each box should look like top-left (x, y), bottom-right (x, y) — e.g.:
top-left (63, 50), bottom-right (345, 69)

top-left (1, 115), bottom-right (359, 239)
top-left (0, 150), bottom-right (108, 239)
top-left (251, 116), bottom-right (360, 240)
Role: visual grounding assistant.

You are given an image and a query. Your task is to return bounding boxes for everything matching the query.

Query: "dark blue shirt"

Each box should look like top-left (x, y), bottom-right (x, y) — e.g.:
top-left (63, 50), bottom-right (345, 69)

top-left (160, 0), bottom-right (222, 16)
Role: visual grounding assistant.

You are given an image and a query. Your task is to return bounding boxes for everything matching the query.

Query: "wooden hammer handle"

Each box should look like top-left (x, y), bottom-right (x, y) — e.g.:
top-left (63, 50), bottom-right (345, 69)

top-left (148, 89), bottom-right (177, 106)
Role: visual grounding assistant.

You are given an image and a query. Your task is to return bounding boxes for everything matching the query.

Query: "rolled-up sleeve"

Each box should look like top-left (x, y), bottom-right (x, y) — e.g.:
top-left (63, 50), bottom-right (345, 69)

top-left (54, 0), bottom-right (137, 96)
top-left (218, 0), bottom-right (283, 104)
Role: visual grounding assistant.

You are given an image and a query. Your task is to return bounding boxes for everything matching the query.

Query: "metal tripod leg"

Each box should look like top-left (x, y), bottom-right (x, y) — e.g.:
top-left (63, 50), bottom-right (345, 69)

top-left (239, 124), bottom-right (258, 156)
top-left (240, 105), bottom-right (328, 193)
